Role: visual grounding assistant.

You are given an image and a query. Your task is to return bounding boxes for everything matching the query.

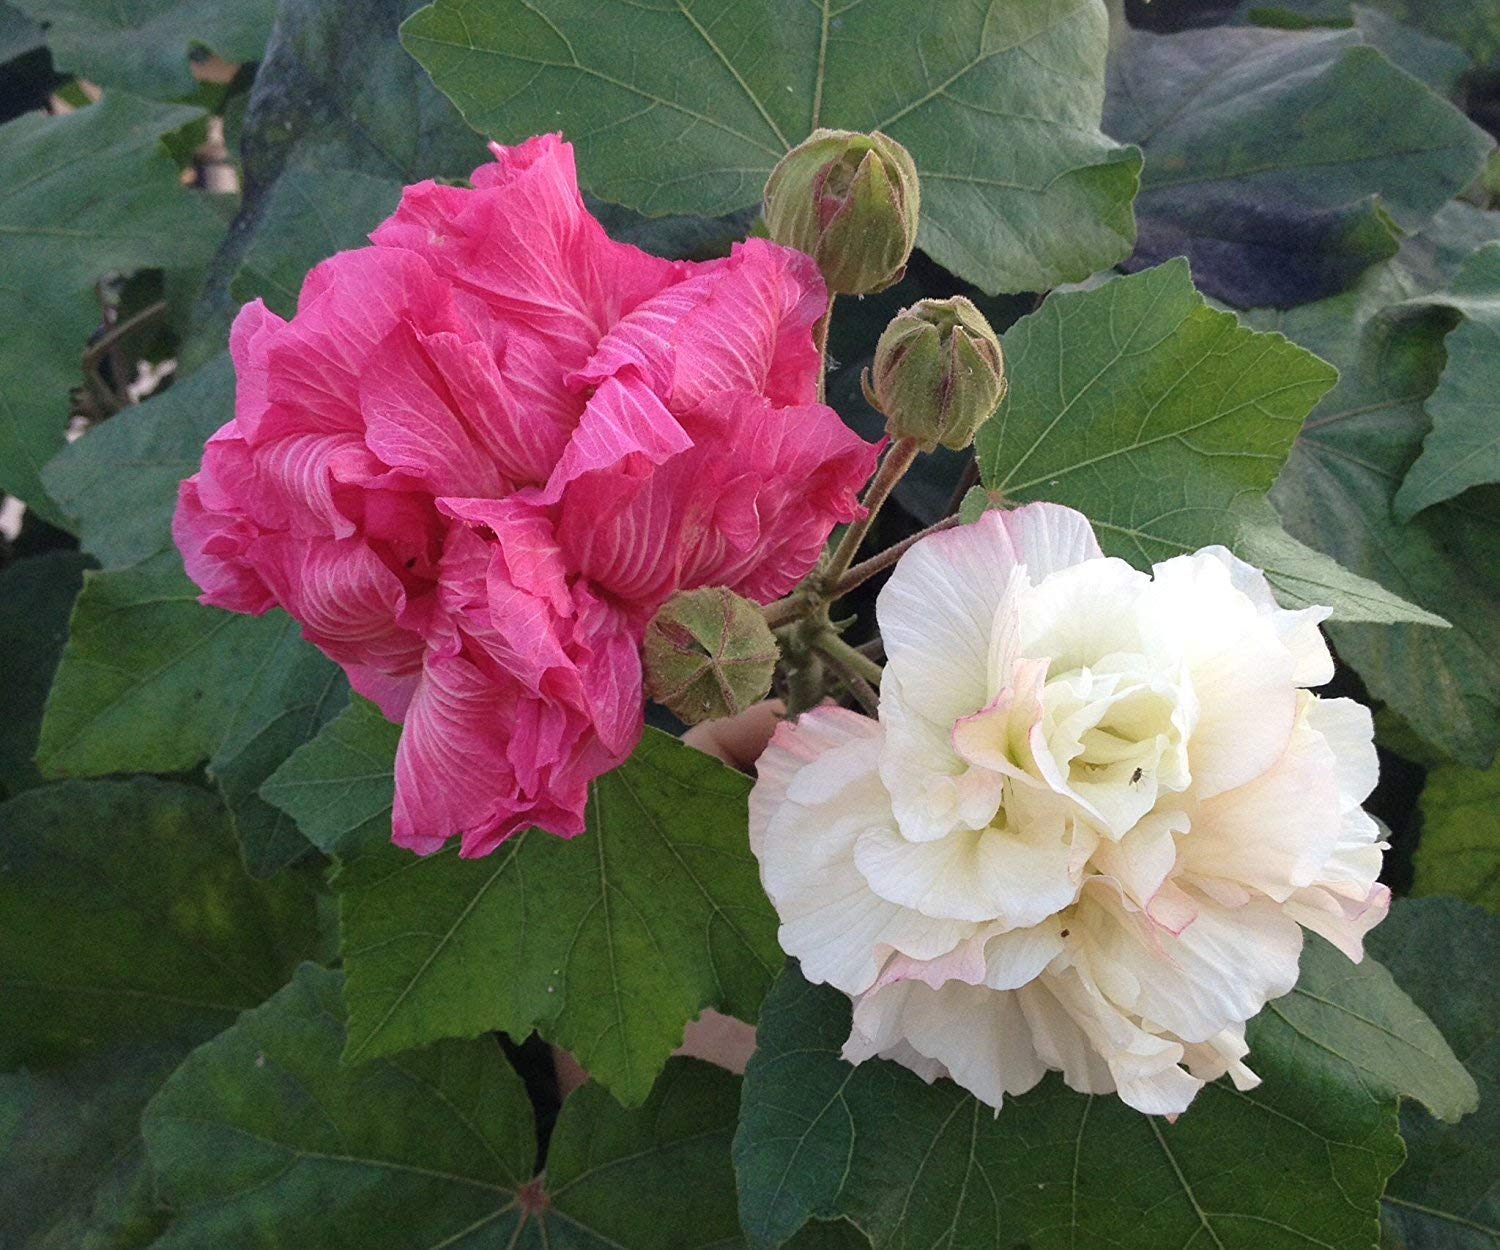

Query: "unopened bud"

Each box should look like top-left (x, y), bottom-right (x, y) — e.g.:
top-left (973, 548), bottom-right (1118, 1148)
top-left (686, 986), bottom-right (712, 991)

top-left (862, 297), bottom-right (1007, 452)
top-left (763, 129), bottom-right (919, 295)
top-left (643, 587), bottom-right (779, 725)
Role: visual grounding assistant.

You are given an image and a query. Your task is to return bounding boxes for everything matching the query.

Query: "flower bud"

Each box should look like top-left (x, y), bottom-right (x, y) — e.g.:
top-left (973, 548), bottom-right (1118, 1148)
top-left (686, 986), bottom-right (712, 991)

top-left (643, 587), bottom-right (779, 725)
top-left (763, 129), bottom-right (919, 295)
top-left (862, 297), bottom-right (1007, 452)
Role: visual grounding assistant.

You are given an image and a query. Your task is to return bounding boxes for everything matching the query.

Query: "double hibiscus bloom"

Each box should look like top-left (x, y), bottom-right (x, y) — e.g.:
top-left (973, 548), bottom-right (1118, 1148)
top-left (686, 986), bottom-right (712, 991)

top-left (175, 135), bottom-right (879, 856)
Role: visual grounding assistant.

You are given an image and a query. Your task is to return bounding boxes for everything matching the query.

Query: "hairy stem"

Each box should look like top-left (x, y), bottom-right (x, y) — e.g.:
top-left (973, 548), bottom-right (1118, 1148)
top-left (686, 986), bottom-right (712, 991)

top-left (814, 630), bottom-right (885, 689)
top-left (831, 513), bottom-right (961, 600)
top-left (819, 436), bottom-right (920, 595)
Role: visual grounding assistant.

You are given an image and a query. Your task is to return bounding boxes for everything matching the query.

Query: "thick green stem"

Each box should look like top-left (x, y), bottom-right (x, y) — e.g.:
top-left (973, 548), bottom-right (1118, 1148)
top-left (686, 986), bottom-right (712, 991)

top-left (784, 649), bottom-right (826, 717)
top-left (814, 630), bottom-right (885, 689)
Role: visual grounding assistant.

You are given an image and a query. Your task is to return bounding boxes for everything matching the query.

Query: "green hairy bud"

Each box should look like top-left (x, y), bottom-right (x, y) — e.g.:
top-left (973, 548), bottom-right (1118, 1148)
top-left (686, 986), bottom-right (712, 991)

top-left (863, 296), bottom-right (1007, 452)
top-left (643, 587), bottom-right (779, 725)
top-left (763, 128), bottom-right (919, 295)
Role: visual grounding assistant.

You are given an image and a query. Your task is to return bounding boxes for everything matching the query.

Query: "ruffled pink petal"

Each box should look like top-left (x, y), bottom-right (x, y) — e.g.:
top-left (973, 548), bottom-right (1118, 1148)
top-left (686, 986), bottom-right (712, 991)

top-left (371, 134), bottom-right (684, 373)
top-left (248, 534), bottom-right (426, 679)
top-left (173, 476), bottom-right (276, 614)
top-left (252, 247), bottom-right (463, 442)
top-left (572, 238), bottom-right (826, 411)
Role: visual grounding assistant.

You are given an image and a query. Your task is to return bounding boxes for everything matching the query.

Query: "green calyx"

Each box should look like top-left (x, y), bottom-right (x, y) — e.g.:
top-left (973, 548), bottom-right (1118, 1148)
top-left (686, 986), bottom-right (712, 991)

top-left (763, 128), bottom-right (919, 295)
top-left (642, 587), bottom-right (780, 725)
top-left (863, 296), bottom-right (1007, 451)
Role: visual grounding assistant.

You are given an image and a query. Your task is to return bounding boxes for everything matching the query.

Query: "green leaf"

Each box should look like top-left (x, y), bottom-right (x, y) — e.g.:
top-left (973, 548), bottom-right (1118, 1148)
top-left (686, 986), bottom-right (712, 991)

top-left (1104, 25), bottom-right (1492, 307)
top-left (9, 0), bottom-right (276, 98)
top-left (1412, 760), bottom-right (1500, 912)
top-left (1245, 0), bottom-right (1500, 71)
top-left (0, 777), bottom-right (321, 1069)
top-left (1370, 898), bottom-right (1500, 1249)
top-left (1255, 256), bottom-right (1500, 765)
top-left (975, 261), bottom-right (1337, 546)
top-left (40, 351), bottom-right (345, 872)
top-left (267, 720), bottom-right (778, 1104)
top-left (402, 0), bottom-right (1142, 295)
top-left (735, 953), bottom-right (1429, 1250)
top-left (540, 1057), bottom-right (749, 1248)
top-left (1347, 4), bottom-right (1473, 95)
top-left (0, 3), bottom-right (44, 62)
top-left (36, 552), bottom-right (348, 875)
top-left (1394, 243), bottom-right (1500, 519)
top-left (258, 696), bottom-right (400, 856)
top-left (0, 1044), bottom-right (178, 1250)
top-left (143, 962), bottom-right (753, 1248)
top-left (0, 552), bottom-right (92, 797)
top-left (977, 262), bottom-right (1355, 587)
top-left (0, 94), bottom-right (221, 522)
top-left (1263, 933), bottom-right (1476, 1122)
top-left (1230, 508), bottom-right (1449, 626)
top-left (42, 353), bottom-right (233, 570)
top-left (190, 0), bottom-right (486, 356)
top-left (0, 94), bottom-right (222, 292)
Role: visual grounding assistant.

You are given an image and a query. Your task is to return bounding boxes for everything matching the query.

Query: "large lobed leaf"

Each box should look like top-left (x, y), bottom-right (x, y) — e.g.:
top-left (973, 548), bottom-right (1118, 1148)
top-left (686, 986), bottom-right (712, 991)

top-left (733, 929), bottom-right (1473, 1250)
top-left (1256, 252), bottom-right (1500, 766)
top-left (402, 0), bottom-right (1142, 295)
top-left (142, 962), bottom-right (754, 1248)
top-left (35, 552), bottom-right (348, 876)
top-left (1412, 760), bottom-right (1500, 913)
top-left (189, 0), bottom-right (486, 355)
top-left (0, 1044), bottom-right (178, 1249)
top-left (42, 353), bottom-right (236, 571)
top-left (1392, 243), bottom-right (1500, 520)
top-left (10, 0), bottom-right (277, 98)
top-left (1241, 0), bottom-right (1500, 71)
top-left (974, 261), bottom-right (1441, 627)
top-left (264, 717), bottom-right (779, 1105)
top-left (1370, 898), bottom-right (1500, 1250)
top-left (0, 552), bottom-right (92, 798)
top-left (1105, 24), bottom-right (1492, 307)
top-left (0, 777), bottom-right (322, 1070)
top-left (0, 94), bottom-right (223, 525)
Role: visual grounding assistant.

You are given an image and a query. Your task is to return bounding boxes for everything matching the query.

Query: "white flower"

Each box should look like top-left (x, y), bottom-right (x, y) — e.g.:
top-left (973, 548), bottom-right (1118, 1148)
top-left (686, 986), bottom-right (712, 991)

top-left (749, 503), bottom-right (1388, 1116)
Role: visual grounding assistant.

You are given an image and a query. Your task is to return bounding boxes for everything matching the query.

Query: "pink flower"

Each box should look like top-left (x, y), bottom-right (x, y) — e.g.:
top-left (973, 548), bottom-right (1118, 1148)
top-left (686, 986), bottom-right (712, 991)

top-left (174, 134), bottom-right (878, 857)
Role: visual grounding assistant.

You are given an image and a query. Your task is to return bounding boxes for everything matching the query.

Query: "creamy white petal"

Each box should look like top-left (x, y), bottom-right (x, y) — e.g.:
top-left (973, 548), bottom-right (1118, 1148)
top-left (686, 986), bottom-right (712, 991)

top-left (1076, 886), bottom-right (1304, 1042)
top-left (1042, 967), bottom-right (1203, 1116)
top-left (1284, 882), bottom-right (1390, 962)
top-left (854, 816), bottom-right (1078, 928)
top-left (1181, 1024), bottom-right (1260, 1091)
top-left (1016, 981), bottom-right (1117, 1096)
top-left (1305, 695), bottom-right (1379, 808)
top-left (880, 673), bottom-right (1002, 843)
top-left (846, 980), bottom-right (1047, 1110)
top-left (1017, 556), bottom-right (1152, 675)
top-left (877, 515), bottom-right (1023, 728)
top-left (1156, 546), bottom-right (1334, 687)
top-left (1089, 809), bottom-right (1187, 910)
top-left (750, 708), bottom-right (973, 995)
top-left (1140, 553), bottom-right (1299, 799)
top-left (1175, 717), bottom-right (1344, 902)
